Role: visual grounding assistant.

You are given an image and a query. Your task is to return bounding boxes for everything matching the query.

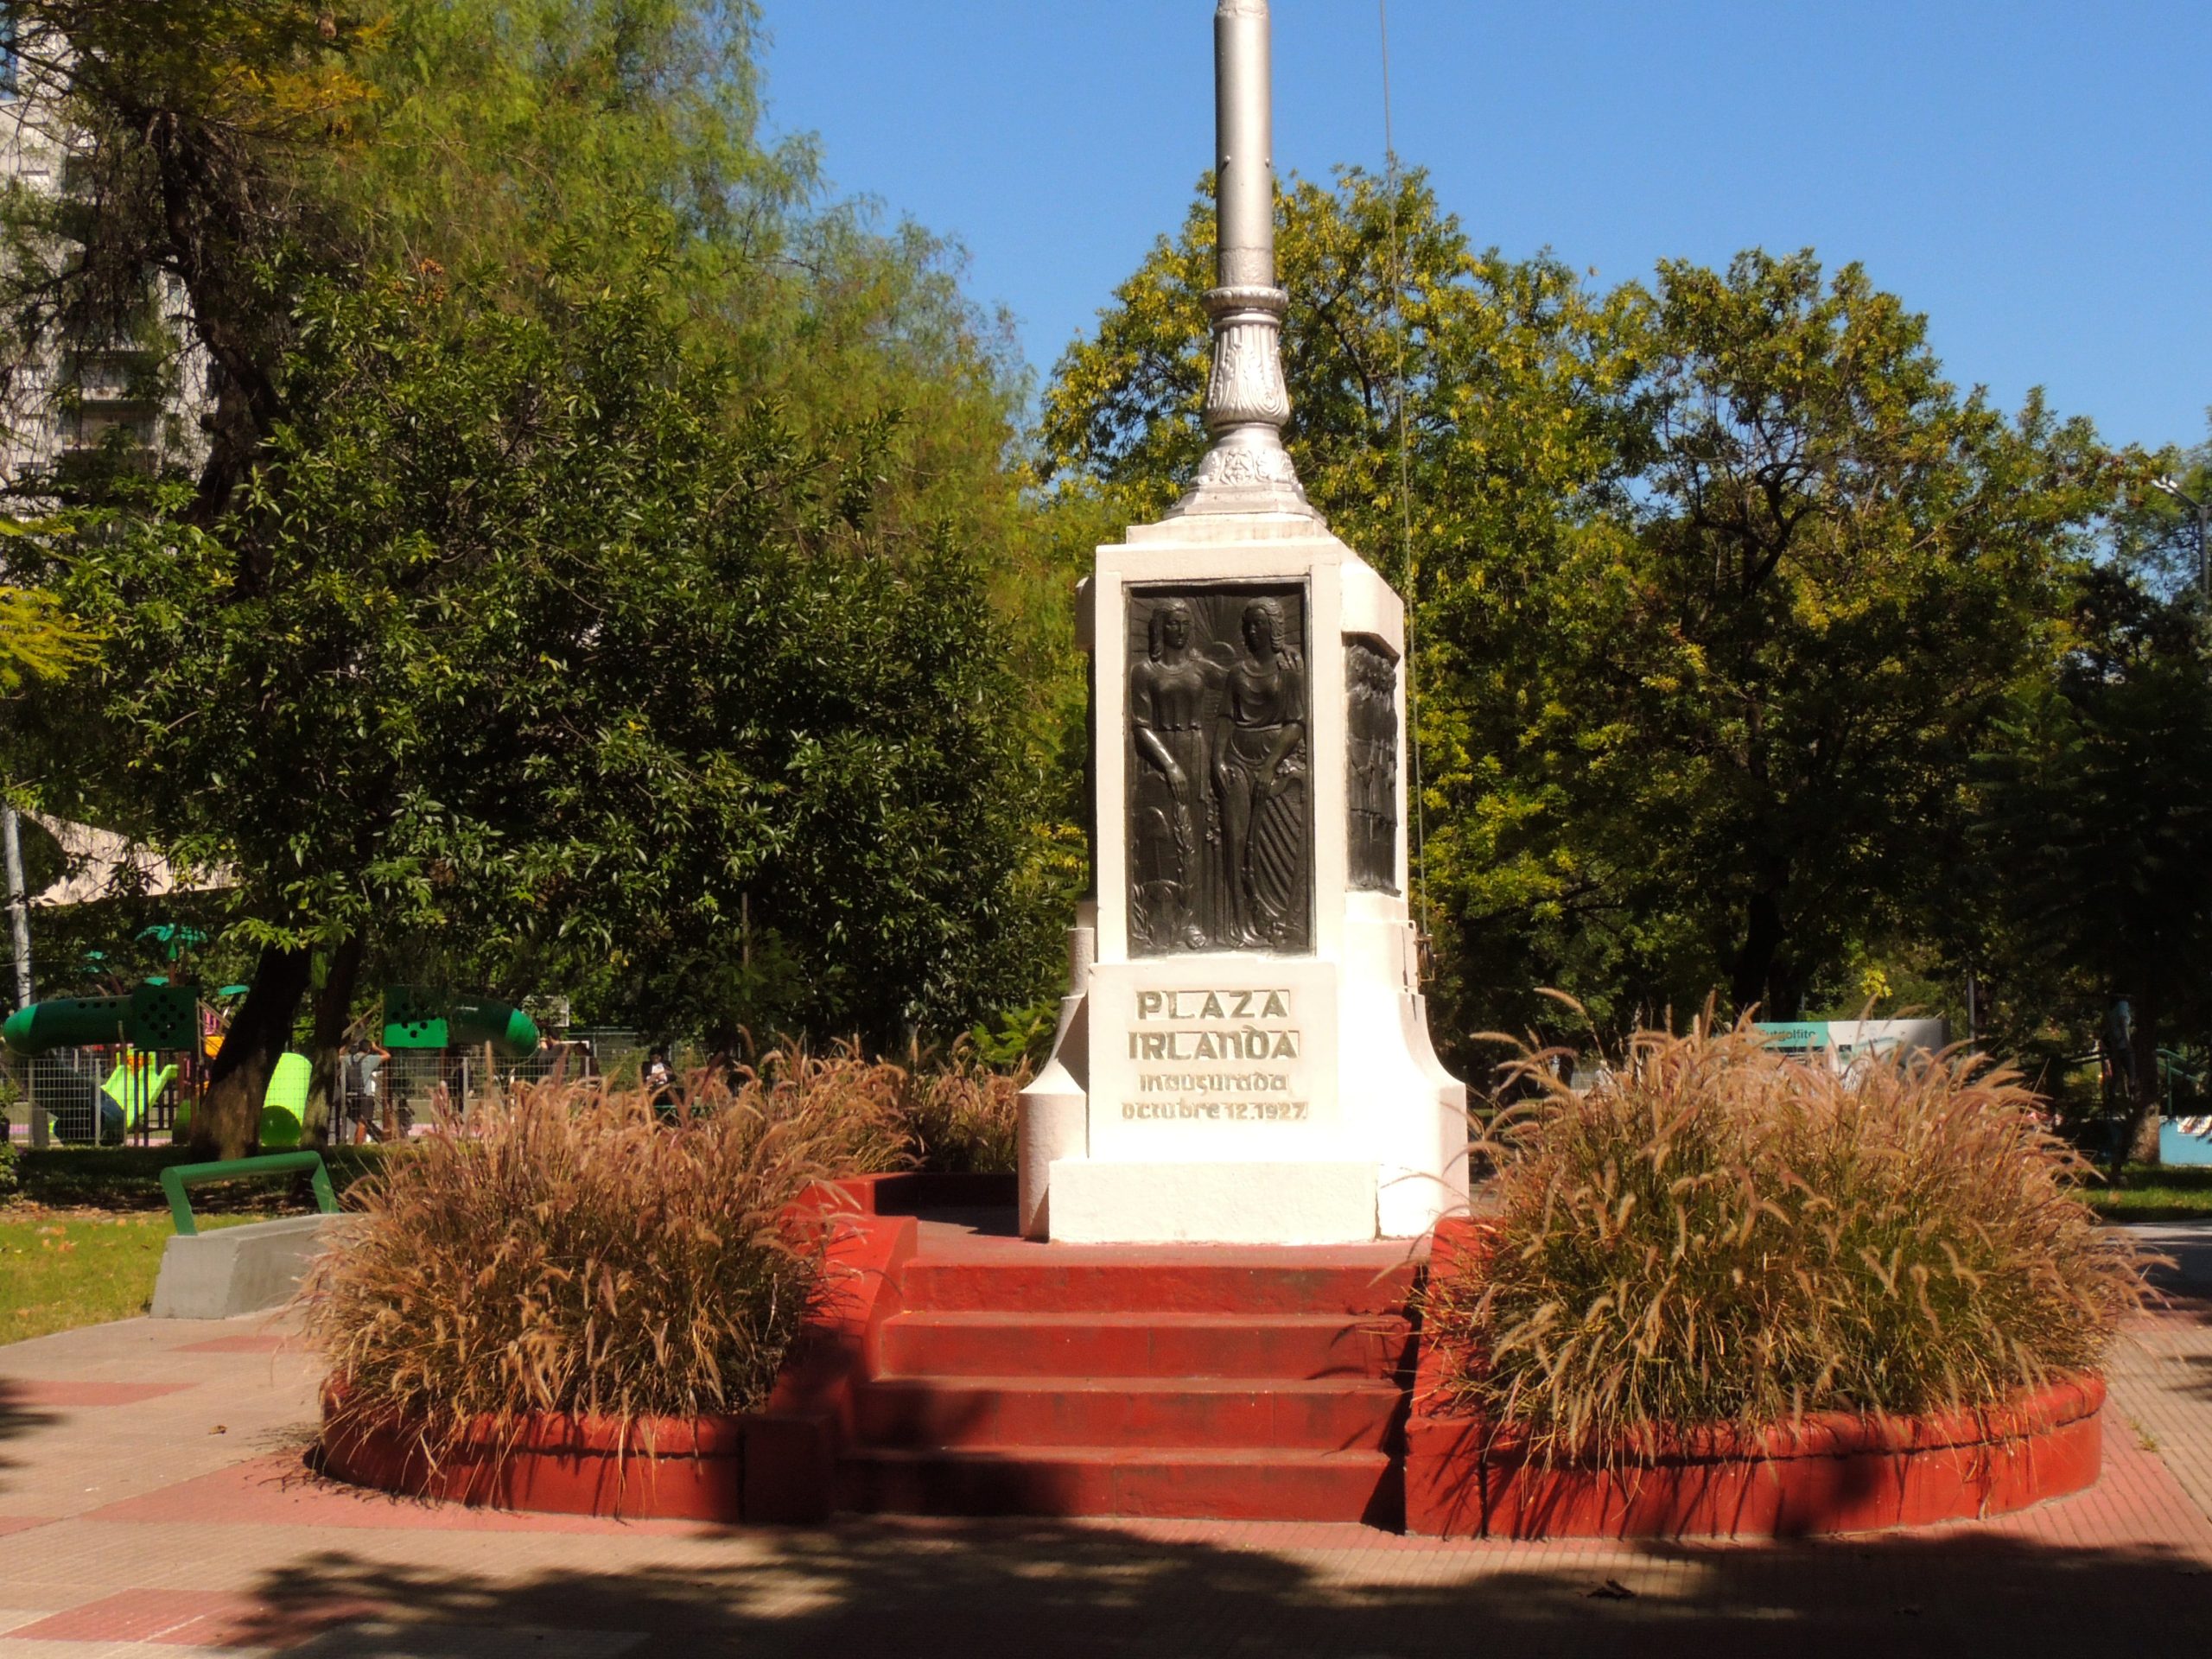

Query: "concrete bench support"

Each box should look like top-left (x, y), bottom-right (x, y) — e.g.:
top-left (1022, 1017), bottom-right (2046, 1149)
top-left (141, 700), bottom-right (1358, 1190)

top-left (150, 1215), bottom-right (342, 1319)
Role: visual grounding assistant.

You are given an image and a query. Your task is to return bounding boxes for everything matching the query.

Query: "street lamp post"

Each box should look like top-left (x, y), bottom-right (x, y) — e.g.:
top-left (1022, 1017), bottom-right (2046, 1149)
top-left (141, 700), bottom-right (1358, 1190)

top-left (2152, 474), bottom-right (2209, 601)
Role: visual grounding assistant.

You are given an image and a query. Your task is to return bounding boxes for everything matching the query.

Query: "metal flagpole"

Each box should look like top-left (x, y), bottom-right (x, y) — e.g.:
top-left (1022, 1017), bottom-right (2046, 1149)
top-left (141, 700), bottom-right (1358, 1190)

top-left (3, 803), bottom-right (29, 1011)
top-left (1169, 0), bottom-right (1315, 521)
top-left (3, 800), bottom-right (38, 1148)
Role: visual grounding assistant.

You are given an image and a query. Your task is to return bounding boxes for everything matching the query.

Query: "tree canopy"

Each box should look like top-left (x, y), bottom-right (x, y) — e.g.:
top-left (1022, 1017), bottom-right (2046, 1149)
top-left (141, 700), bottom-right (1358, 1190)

top-left (1044, 169), bottom-right (2122, 1061)
top-left (0, 0), bottom-right (1058, 1152)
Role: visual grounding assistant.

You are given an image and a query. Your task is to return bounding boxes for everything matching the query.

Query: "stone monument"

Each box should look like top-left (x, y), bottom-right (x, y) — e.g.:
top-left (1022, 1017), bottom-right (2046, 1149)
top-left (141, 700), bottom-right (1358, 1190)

top-left (1016, 0), bottom-right (1467, 1245)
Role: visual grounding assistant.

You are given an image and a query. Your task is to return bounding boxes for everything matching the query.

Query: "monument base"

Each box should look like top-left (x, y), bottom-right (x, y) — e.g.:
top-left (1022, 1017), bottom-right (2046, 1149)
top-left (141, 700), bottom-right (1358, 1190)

top-left (1047, 1159), bottom-right (1378, 1246)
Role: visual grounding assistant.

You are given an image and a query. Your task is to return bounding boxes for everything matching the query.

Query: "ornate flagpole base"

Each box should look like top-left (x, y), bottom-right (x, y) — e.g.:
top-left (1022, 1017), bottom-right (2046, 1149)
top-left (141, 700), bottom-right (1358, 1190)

top-left (1169, 285), bottom-right (1317, 520)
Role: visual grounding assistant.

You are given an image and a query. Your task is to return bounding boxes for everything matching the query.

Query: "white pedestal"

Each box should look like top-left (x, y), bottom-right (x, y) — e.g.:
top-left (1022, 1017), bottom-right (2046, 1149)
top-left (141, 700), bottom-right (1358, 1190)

top-left (1019, 512), bottom-right (1468, 1244)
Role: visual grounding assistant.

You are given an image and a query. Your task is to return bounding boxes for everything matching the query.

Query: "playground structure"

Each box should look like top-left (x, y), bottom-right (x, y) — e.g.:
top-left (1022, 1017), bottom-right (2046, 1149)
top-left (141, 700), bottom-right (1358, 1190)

top-left (354, 988), bottom-right (545, 1136)
top-left (2, 982), bottom-right (201, 1147)
top-left (0, 980), bottom-right (544, 1147)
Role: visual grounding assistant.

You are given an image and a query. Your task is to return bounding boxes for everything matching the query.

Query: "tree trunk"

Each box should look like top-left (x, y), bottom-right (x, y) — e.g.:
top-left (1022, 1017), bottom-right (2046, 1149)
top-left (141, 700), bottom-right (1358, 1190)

top-left (2120, 989), bottom-right (2164, 1170)
top-left (1731, 880), bottom-right (1787, 1017)
top-left (302, 935), bottom-right (365, 1149)
top-left (193, 944), bottom-right (313, 1158)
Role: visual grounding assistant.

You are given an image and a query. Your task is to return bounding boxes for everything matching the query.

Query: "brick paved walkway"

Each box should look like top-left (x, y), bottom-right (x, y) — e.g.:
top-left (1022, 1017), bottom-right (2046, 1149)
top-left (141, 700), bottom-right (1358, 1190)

top-left (6, 1245), bottom-right (2212, 1656)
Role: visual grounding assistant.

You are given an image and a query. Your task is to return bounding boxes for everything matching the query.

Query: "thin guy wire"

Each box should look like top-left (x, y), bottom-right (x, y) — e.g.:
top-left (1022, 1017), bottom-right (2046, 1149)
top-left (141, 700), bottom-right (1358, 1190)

top-left (1380, 0), bottom-right (1433, 951)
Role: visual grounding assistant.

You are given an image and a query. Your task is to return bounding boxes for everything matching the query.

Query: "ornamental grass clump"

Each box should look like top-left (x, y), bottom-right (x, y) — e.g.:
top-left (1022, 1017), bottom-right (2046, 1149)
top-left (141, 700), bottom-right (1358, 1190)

top-left (734, 1036), bottom-right (1025, 1173)
top-left (304, 1073), bottom-right (902, 1460)
top-left (1429, 1012), bottom-right (2144, 1465)
top-left (899, 1042), bottom-right (1026, 1174)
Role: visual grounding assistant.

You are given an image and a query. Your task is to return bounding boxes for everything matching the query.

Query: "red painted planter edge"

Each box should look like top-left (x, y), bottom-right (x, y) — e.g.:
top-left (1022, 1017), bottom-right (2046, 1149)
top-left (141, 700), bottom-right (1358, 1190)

top-left (317, 1203), bottom-right (917, 1523)
top-left (1408, 1214), bottom-right (2108, 1537)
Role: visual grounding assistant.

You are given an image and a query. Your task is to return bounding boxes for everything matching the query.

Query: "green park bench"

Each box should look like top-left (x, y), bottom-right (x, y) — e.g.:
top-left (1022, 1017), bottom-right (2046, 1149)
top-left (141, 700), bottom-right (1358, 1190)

top-left (158, 1150), bottom-right (338, 1236)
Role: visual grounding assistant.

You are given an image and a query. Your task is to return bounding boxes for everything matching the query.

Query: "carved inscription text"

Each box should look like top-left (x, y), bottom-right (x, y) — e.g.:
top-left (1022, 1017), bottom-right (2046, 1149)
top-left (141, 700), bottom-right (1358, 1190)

top-left (1120, 983), bottom-right (1311, 1124)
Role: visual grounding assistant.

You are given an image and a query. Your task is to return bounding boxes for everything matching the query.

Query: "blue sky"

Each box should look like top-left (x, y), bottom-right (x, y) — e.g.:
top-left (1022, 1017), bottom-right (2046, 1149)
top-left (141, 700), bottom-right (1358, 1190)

top-left (762, 2), bottom-right (2208, 453)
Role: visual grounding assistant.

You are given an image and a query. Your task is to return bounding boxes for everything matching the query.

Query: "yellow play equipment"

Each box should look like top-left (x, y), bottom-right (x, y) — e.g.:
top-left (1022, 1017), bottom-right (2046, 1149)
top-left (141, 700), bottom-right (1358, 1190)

top-left (100, 1050), bottom-right (177, 1136)
top-left (171, 1052), bottom-right (314, 1147)
top-left (257, 1052), bottom-right (312, 1148)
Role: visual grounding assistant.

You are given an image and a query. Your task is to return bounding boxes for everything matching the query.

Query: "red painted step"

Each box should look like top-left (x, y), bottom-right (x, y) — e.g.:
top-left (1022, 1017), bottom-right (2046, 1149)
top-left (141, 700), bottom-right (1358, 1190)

top-left (835, 1216), bottom-right (1425, 1524)
top-left (899, 1251), bottom-right (1419, 1315)
top-left (875, 1310), bottom-right (1411, 1382)
top-left (837, 1444), bottom-right (1402, 1524)
top-left (855, 1374), bottom-right (1403, 1451)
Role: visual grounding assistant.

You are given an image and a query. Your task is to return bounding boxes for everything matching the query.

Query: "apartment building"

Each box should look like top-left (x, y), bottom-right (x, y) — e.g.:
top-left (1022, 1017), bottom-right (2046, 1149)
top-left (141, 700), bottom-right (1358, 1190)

top-left (0, 25), bottom-right (211, 493)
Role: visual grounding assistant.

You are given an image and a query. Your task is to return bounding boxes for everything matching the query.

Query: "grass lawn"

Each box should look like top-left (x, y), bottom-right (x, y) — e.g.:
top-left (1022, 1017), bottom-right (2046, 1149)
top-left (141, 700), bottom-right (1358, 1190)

top-left (0, 1210), bottom-right (268, 1344)
top-left (1, 1142), bottom-right (395, 1344)
top-left (2086, 1164), bottom-right (2212, 1224)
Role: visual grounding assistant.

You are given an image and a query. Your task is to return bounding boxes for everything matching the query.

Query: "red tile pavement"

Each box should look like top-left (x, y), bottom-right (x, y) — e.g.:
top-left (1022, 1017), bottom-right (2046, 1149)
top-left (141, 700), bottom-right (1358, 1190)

top-left (172, 1333), bottom-right (291, 1355)
top-left (3, 1276), bottom-right (2212, 1657)
top-left (1, 1380), bottom-right (190, 1408)
top-left (86, 1451), bottom-right (727, 1535)
top-left (10, 1588), bottom-right (382, 1649)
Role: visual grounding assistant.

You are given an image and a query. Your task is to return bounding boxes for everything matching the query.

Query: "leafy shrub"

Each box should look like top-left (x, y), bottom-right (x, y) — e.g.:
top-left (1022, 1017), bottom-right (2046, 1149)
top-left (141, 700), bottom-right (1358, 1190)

top-left (1428, 1013), bottom-right (2143, 1462)
top-left (304, 1075), bottom-right (901, 1454)
top-left (0, 1137), bottom-right (17, 1203)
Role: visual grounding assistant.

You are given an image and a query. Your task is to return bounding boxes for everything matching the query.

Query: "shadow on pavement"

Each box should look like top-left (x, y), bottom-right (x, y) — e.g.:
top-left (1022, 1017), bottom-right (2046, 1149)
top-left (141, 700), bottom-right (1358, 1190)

top-left (244, 1517), bottom-right (2212, 1659)
top-left (0, 1377), bottom-right (59, 1487)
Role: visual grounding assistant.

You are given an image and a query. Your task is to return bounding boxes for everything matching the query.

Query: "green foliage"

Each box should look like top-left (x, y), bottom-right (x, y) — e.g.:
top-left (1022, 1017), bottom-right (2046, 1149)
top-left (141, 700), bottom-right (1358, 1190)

top-left (969, 998), bottom-right (1060, 1071)
top-left (1971, 565), bottom-right (2212, 1132)
top-left (26, 265), bottom-right (1047, 1045)
top-left (1470, 252), bottom-right (2107, 1026)
top-left (1045, 175), bottom-right (2114, 1051)
top-left (0, 581), bottom-right (98, 691)
top-left (1427, 1015), bottom-right (2141, 1458)
top-left (0, 1), bottom-right (1061, 1148)
top-left (2112, 429), bottom-right (2210, 600)
top-left (0, 0), bottom-right (382, 509)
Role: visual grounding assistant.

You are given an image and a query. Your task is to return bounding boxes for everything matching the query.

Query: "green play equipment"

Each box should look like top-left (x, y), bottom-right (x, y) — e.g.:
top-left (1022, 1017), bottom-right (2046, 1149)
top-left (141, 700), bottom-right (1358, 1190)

top-left (3, 982), bottom-right (196, 1056)
top-left (102, 1051), bottom-right (177, 1132)
top-left (258, 1052), bottom-right (311, 1148)
top-left (160, 1151), bottom-right (335, 1236)
top-left (382, 988), bottom-right (539, 1057)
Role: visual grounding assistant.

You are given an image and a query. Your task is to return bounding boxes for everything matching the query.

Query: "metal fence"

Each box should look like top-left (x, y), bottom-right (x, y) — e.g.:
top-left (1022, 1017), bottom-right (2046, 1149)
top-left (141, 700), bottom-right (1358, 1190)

top-left (0, 1029), bottom-right (703, 1146)
top-left (2, 1046), bottom-right (195, 1147)
top-left (339, 1032), bottom-right (678, 1137)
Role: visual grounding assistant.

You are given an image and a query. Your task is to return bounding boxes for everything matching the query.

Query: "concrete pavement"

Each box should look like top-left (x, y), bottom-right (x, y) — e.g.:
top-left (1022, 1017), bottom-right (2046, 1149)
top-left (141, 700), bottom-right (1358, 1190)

top-left (3, 1235), bottom-right (2212, 1656)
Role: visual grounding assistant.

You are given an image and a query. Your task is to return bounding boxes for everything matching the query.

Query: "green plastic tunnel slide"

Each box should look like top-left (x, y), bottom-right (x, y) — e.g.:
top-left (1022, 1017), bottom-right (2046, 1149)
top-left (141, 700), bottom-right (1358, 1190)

top-left (384, 989), bottom-right (539, 1057)
top-left (448, 1000), bottom-right (540, 1057)
top-left (3, 983), bottom-right (198, 1056)
top-left (4, 995), bottom-right (130, 1054)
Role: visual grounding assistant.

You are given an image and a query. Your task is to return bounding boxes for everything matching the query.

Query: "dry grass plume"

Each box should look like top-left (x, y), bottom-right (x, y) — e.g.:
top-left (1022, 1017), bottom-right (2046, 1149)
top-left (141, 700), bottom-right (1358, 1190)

top-left (1428, 1008), bottom-right (2145, 1465)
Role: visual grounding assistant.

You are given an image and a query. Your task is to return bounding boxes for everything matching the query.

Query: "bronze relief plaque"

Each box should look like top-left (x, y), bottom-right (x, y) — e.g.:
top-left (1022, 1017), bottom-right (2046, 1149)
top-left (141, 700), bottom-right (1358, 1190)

top-left (1345, 635), bottom-right (1400, 894)
top-left (1126, 583), bottom-right (1313, 956)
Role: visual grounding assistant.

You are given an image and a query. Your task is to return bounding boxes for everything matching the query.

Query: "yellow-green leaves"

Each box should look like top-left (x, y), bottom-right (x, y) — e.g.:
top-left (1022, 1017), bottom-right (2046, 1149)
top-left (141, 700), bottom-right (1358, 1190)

top-left (0, 585), bottom-right (98, 694)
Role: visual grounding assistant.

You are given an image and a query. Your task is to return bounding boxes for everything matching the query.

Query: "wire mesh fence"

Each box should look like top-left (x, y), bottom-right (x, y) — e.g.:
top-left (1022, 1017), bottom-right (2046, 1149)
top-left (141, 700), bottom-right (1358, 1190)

top-left (1, 1046), bottom-right (195, 1147)
top-left (333, 1032), bottom-right (679, 1140)
top-left (1, 1029), bottom-right (704, 1146)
